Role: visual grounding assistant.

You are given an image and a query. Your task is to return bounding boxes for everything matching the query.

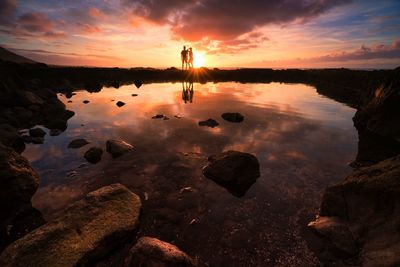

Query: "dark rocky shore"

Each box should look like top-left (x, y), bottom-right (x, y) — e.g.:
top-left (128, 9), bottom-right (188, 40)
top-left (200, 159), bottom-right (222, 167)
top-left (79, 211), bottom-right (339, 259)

top-left (0, 59), bottom-right (399, 266)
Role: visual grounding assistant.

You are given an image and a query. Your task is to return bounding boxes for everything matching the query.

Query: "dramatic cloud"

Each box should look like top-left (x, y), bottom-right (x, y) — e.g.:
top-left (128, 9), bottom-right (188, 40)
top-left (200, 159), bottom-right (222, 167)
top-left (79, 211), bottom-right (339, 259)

top-left (127, 0), bottom-right (352, 41)
top-left (17, 12), bottom-right (53, 32)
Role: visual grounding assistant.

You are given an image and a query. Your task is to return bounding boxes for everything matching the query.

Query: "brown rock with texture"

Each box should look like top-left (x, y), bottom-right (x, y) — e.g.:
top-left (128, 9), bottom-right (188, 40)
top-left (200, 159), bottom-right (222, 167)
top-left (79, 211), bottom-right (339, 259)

top-left (0, 183), bottom-right (142, 267)
top-left (124, 237), bottom-right (195, 267)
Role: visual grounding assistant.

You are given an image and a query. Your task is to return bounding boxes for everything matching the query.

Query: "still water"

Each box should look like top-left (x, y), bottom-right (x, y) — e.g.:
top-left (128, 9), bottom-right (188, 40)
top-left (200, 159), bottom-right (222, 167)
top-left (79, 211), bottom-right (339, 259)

top-left (23, 82), bottom-right (357, 266)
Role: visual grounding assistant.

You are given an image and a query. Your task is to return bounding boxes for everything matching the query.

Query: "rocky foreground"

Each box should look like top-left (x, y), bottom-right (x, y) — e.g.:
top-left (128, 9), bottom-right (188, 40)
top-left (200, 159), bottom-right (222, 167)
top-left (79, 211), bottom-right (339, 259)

top-left (0, 59), bottom-right (399, 266)
top-left (308, 67), bottom-right (400, 266)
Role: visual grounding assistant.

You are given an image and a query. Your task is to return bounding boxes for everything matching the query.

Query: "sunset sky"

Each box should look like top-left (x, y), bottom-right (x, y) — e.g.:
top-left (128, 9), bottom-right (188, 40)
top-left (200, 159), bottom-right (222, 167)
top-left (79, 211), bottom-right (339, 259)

top-left (0, 0), bottom-right (399, 68)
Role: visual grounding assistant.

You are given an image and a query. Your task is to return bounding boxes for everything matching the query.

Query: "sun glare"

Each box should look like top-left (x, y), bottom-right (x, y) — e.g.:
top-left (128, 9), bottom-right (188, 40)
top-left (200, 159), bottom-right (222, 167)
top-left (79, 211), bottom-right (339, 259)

top-left (193, 51), bottom-right (206, 67)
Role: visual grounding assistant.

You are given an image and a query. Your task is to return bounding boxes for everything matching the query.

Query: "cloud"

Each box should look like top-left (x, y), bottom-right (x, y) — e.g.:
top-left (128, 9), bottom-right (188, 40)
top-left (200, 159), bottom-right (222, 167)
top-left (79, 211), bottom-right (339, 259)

top-left (17, 12), bottom-right (53, 32)
top-left (126, 0), bottom-right (352, 41)
top-left (314, 38), bottom-right (400, 61)
top-left (0, 0), bottom-right (15, 24)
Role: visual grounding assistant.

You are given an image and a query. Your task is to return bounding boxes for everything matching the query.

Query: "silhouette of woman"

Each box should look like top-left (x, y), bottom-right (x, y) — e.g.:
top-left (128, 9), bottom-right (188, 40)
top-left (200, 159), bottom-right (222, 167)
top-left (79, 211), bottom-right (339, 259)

top-left (181, 46), bottom-right (188, 70)
top-left (188, 48), bottom-right (193, 69)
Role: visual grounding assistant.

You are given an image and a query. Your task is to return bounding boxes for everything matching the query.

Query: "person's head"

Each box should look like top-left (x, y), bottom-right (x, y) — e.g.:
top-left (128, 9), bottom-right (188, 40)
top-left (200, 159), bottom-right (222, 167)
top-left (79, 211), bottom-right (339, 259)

top-left (183, 46), bottom-right (186, 50)
top-left (189, 47), bottom-right (192, 51)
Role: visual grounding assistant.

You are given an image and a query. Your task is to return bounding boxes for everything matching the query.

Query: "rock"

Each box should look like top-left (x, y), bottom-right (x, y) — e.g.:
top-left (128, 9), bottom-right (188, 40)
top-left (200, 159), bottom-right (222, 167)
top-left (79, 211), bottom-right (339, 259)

top-left (67, 100), bottom-right (72, 103)
top-left (0, 124), bottom-right (25, 153)
top-left (0, 143), bottom-right (43, 251)
top-left (221, 112), bottom-right (244, 123)
top-left (163, 116), bottom-right (170, 120)
top-left (84, 147), bottom-right (103, 164)
top-left (29, 127), bottom-right (46, 138)
top-left (65, 92), bottom-right (76, 99)
top-left (152, 114), bottom-right (165, 119)
top-left (310, 155), bottom-right (400, 266)
top-left (68, 138), bottom-right (90, 148)
top-left (30, 137), bottom-right (44, 144)
top-left (116, 101), bottom-right (125, 107)
top-left (49, 129), bottom-right (62, 136)
top-left (131, 94), bottom-right (138, 97)
top-left (203, 150), bottom-right (260, 197)
top-left (198, 118), bottom-right (219, 128)
top-left (124, 237), bottom-right (195, 267)
top-left (106, 139), bottom-right (133, 158)
top-left (84, 82), bottom-right (102, 92)
top-left (83, 100), bottom-right (90, 104)
top-left (134, 80), bottom-right (142, 88)
top-left (308, 216), bottom-right (358, 256)
top-left (0, 184), bottom-right (142, 267)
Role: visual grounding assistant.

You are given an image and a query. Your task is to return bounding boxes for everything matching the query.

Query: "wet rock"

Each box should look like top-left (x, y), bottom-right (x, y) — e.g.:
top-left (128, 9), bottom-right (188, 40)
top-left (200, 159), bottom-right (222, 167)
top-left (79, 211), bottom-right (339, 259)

top-left (30, 137), bottom-right (44, 144)
top-left (152, 114), bottom-right (165, 119)
top-left (198, 118), bottom-right (219, 128)
top-left (310, 155), bottom-right (400, 266)
top-left (65, 92), bottom-right (76, 99)
top-left (134, 80), bottom-right (142, 88)
top-left (84, 82), bottom-right (102, 92)
top-left (163, 116), bottom-right (170, 120)
top-left (116, 101), bottom-right (125, 107)
top-left (106, 139), bottom-right (133, 158)
top-left (124, 237), bottom-right (195, 267)
top-left (0, 143), bottom-right (43, 250)
top-left (68, 138), bottom-right (90, 148)
top-left (84, 147), bottom-right (103, 164)
top-left (0, 184), bottom-right (142, 267)
top-left (29, 127), bottom-right (46, 138)
top-left (0, 124), bottom-right (25, 153)
top-left (83, 100), bottom-right (90, 104)
top-left (49, 129), bottom-right (62, 136)
top-left (308, 216), bottom-right (357, 256)
top-left (203, 150), bottom-right (260, 197)
top-left (131, 94), bottom-right (138, 97)
top-left (221, 112), bottom-right (244, 123)
top-left (67, 100), bottom-right (72, 103)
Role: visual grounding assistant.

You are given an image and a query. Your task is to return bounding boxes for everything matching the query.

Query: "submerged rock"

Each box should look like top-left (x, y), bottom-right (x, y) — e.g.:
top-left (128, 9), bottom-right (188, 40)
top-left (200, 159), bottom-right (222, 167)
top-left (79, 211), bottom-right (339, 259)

top-left (0, 184), bottom-right (142, 267)
top-left (106, 139), bottom-right (133, 158)
top-left (221, 112), bottom-right (244, 123)
top-left (116, 101), bottom-right (125, 107)
top-left (203, 150), bottom-right (260, 197)
top-left (68, 138), bottom-right (90, 148)
top-left (84, 147), bottom-right (103, 164)
top-left (131, 94), bottom-right (138, 97)
top-left (83, 100), bottom-right (90, 104)
top-left (29, 127), bottom-right (46, 138)
top-left (198, 118), bottom-right (219, 128)
top-left (124, 237), bottom-right (195, 267)
top-left (309, 155), bottom-right (400, 266)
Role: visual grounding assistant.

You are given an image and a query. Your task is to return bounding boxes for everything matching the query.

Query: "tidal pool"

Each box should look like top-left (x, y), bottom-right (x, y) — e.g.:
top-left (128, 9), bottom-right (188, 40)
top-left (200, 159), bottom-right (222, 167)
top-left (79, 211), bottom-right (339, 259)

top-left (23, 81), bottom-right (357, 266)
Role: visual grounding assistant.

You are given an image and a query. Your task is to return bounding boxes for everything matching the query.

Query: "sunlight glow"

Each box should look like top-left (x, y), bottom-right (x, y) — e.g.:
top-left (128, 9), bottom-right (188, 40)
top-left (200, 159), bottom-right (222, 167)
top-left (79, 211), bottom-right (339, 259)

top-left (193, 51), bottom-right (206, 67)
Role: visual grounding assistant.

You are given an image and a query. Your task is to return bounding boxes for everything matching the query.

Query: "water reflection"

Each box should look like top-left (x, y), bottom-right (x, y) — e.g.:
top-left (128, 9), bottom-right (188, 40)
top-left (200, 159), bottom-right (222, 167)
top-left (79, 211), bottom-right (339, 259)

top-left (23, 82), bottom-right (357, 266)
top-left (182, 81), bottom-right (194, 103)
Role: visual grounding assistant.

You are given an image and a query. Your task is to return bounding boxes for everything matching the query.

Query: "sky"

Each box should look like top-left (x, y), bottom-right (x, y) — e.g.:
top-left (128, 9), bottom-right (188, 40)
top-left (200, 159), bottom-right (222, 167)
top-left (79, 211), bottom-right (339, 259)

top-left (0, 0), bottom-right (399, 68)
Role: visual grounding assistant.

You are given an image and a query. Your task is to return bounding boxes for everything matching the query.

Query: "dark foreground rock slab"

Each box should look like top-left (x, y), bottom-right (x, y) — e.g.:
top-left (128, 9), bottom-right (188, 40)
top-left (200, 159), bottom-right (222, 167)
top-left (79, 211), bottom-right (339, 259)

top-left (203, 150), bottom-right (260, 197)
top-left (106, 139), bottom-right (133, 158)
top-left (124, 237), bottom-right (195, 267)
top-left (198, 118), bottom-right (219, 128)
top-left (0, 144), bottom-right (43, 251)
top-left (0, 183), bottom-right (142, 267)
top-left (309, 155), bottom-right (400, 266)
top-left (221, 112), bottom-right (244, 123)
top-left (84, 147), bottom-right (103, 164)
top-left (68, 138), bottom-right (90, 148)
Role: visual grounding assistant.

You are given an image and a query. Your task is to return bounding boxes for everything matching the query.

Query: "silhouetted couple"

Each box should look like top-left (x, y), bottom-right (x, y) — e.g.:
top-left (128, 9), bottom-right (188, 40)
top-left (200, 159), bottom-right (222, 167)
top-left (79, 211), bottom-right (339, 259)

top-left (181, 46), bottom-right (193, 70)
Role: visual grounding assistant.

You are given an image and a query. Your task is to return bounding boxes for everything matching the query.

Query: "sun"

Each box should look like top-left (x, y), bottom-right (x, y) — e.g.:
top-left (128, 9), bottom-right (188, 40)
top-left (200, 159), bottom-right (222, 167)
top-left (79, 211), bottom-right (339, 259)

top-left (193, 51), bottom-right (206, 68)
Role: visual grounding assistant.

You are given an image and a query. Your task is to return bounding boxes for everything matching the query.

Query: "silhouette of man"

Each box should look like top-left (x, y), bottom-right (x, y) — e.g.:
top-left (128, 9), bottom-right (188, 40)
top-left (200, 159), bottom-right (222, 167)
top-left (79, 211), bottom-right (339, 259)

top-left (188, 47), bottom-right (194, 69)
top-left (181, 46), bottom-right (188, 70)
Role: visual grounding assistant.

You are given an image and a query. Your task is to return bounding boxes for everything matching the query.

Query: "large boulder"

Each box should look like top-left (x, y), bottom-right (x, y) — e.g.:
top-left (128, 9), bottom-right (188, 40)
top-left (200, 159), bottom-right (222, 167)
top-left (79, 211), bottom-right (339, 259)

top-left (106, 139), bottom-right (133, 158)
top-left (124, 237), bottom-right (195, 267)
top-left (0, 183), bottom-right (142, 267)
top-left (309, 155), bottom-right (400, 266)
top-left (203, 150), bottom-right (260, 197)
top-left (221, 112), bottom-right (244, 123)
top-left (0, 143), bottom-right (43, 251)
top-left (84, 147), bottom-right (103, 164)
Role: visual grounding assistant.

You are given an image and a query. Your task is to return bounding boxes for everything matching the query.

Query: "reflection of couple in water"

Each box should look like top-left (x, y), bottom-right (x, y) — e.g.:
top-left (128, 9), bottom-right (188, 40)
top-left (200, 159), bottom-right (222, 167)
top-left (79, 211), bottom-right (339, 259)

top-left (181, 46), bottom-right (193, 70)
top-left (182, 81), bottom-right (194, 103)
